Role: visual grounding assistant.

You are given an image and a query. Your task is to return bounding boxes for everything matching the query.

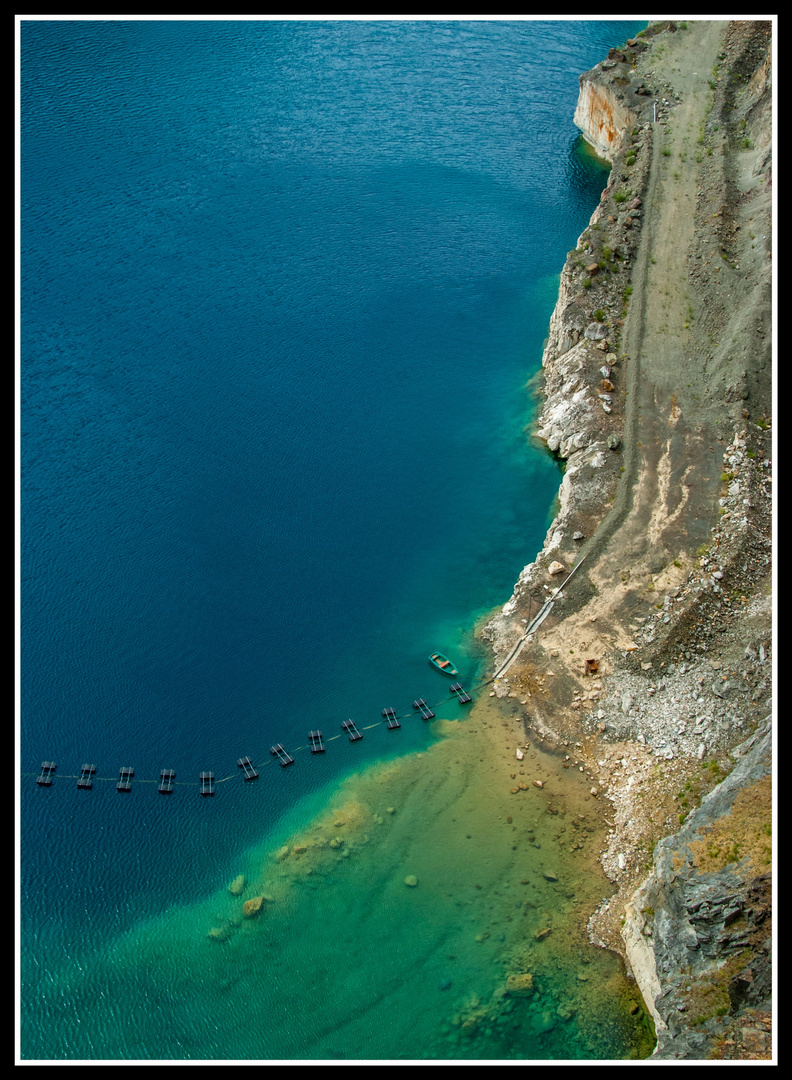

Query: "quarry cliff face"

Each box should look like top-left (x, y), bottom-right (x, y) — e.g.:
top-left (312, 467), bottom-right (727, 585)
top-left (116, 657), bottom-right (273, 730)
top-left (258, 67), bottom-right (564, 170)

top-left (483, 18), bottom-right (773, 1062)
top-left (573, 79), bottom-right (639, 163)
top-left (571, 37), bottom-right (659, 162)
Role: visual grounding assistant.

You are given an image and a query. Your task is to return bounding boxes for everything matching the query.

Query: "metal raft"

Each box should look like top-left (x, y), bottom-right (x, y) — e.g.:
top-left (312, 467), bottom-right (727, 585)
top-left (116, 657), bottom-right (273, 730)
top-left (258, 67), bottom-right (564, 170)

top-left (450, 682), bottom-right (472, 704)
top-left (37, 761), bottom-right (57, 786)
top-left (309, 731), bottom-right (325, 753)
top-left (342, 719), bottom-right (363, 742)
top-left (270, 744), bottom-right (295, 767)
top-left (412, 698), bottom-right (435, 720)
top-left (200, 771), bottom-right (215, 796)
top-left (117, 767), bottom-right (134, 792)
top-left (159, 769), bottom-right (175, 794)
top-left (237, 756), bottom-right (259, 781)
top-left (77, 764), bottom-right (96, 789)
top-left (382, 707), bottom-right (400, 729)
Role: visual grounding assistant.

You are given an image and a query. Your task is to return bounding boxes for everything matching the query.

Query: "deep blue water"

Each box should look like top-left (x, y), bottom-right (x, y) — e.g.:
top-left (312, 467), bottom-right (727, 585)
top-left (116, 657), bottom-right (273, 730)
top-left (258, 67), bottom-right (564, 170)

top-left (20, 19), bottom-right (646, 1060)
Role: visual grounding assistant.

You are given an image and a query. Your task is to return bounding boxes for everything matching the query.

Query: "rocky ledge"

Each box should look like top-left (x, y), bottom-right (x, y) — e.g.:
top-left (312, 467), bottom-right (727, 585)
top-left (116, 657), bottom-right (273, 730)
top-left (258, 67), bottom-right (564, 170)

top-left (622, 716), bottom-right (771, 1059)
top-left (481, 43), bottom-right (657, 672)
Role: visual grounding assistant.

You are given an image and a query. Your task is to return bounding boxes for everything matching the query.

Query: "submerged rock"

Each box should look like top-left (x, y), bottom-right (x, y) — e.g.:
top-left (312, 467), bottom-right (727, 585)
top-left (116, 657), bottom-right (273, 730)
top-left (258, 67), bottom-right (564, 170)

top-left (243, 896), bottom-right (264, 918)
top-left (228, 875), bottom-right (245, 896)
top-left (505, 973), bottom-right (535, 997)
top-left (404, 875), bottom-right (419, 887)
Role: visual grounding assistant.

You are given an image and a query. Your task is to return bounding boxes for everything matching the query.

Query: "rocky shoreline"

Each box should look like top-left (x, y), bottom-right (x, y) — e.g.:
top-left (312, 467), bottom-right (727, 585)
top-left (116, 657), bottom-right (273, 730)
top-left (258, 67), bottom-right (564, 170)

top-left (480, 20), bottom-right (773, 1061)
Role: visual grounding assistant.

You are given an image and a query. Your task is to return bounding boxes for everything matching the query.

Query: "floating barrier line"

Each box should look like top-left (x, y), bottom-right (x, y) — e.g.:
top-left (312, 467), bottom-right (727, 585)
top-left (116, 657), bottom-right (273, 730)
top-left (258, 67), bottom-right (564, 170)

top-left (29, 650), bottom-right (532, 792)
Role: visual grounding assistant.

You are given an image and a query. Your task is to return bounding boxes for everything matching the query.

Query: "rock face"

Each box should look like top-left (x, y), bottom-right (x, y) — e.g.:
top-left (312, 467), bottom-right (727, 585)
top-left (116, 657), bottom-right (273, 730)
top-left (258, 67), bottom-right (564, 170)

top-left (571, 32), bottom-right (668, 162)
top-left (623, 719), bottom-right (771, 1059)
top-left (481, 66), bottom-right (654, 670)
top-left (573, 72), bottom-right (640, 163)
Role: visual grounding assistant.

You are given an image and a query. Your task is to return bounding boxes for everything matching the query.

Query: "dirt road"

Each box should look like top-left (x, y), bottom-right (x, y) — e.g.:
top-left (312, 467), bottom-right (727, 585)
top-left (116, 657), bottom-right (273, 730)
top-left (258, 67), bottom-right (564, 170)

top-left (539, 19), bottom-right (770, 658)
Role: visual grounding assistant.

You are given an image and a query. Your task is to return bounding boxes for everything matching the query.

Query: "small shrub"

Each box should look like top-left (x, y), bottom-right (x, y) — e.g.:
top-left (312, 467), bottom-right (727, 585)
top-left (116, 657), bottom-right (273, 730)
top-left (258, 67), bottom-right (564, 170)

top-left (661, 147), bottom-right (671, 156)
top-left (594, 309), bottom-right (606, 322)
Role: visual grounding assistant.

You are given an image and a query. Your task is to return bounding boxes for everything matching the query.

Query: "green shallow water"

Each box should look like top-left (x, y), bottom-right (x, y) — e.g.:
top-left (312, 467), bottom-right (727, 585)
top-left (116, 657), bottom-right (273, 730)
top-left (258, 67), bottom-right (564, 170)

top-left (32, 700), bottom-right (655, 1061)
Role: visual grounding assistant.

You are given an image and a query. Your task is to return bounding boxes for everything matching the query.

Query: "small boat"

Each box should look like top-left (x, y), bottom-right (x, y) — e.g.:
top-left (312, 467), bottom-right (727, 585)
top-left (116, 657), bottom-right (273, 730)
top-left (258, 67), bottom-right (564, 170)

top-left (429, 652), bottom-right (459, 676)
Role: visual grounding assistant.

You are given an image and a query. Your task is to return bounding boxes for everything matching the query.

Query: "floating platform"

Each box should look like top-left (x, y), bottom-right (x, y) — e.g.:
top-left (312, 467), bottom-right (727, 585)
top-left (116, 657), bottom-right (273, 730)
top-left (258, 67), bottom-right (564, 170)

top-left (159, 769), bottom-right (175, 794)
top-left (412, 698), bottom-right (435, 720)
top-left (37, 761), bottom-right (57, 786)
top-left (309, 730), bottom-right (325, 753)
top-left (270, 744), bottom-right (295, 766)
top-left (237, 756), bottom-right (259, 780)
top-left (382, 708), bottom-right (400, 730)
top-left (342, 719), bottom-right (363, 741)
top-left (450, 683), bottom-right (472, 704)
top-left (77, 764), bottom-right (96, 789)
top-left (117, 766), bottom-right (134, 792)
top-left (200, 771), bottom-right (215, 796)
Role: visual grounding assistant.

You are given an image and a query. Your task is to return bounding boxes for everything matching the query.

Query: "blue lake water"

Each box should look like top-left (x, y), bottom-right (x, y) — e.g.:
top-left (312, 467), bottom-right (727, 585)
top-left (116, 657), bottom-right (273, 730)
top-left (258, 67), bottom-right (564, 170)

top-left (20, 18), bottom-right (648, 1060)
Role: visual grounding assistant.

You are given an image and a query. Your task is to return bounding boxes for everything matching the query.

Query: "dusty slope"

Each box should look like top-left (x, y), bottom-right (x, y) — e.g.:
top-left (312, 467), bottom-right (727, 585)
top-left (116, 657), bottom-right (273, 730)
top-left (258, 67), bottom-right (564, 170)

top-left (481, 19), bottom-right (773, 1061)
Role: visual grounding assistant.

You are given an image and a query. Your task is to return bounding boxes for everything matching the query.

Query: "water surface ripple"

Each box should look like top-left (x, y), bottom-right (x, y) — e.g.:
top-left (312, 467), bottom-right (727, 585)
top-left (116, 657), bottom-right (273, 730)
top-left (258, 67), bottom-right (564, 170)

top-left (21, 18), bottom-right (646, 1060)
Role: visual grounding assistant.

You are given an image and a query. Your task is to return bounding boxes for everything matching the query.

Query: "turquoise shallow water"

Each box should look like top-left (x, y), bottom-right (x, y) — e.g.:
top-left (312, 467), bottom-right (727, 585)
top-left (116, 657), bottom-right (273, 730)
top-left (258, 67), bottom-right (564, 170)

top-left (20, 18), bottom-right (647, 1059)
